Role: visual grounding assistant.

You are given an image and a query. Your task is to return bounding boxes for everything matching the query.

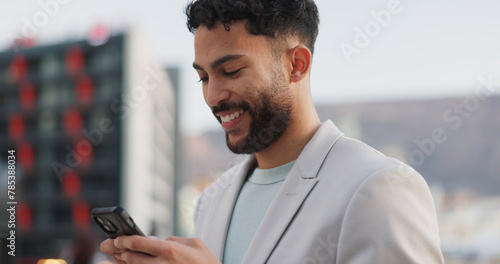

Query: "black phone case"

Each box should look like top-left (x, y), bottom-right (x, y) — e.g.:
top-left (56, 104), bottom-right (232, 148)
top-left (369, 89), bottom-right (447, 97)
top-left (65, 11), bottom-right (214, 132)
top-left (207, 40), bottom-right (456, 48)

top-left (90, 206), bottom-right (145, 238)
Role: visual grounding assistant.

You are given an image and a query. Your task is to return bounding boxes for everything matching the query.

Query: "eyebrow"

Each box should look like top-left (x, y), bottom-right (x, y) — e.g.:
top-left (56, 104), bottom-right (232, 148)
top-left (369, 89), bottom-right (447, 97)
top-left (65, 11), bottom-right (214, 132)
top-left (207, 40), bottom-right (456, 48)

top-left (192, 54), bottom-right (245, 71)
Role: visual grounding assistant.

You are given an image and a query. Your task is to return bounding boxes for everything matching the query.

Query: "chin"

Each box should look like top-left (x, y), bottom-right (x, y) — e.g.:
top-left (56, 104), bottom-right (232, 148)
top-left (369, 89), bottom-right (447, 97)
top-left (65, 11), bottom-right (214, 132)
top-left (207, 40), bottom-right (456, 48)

top-left (227, 132), bottom-right (246, 147)
top-left (225, 132), bottom-right (254, 154)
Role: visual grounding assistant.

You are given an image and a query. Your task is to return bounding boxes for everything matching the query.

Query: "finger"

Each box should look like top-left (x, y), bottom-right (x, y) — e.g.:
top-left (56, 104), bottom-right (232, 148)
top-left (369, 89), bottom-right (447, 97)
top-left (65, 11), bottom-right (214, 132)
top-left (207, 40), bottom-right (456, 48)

top-left (166, 236), bottom-right (205, 248)
top-left (165, 236), bottom-right (187, 243)
top-left (115, 250), bottom-right (155, 264)
top-left (115, 235), bottom-right (172, 256)
top-left (100, 239), bottom-right (126, 255)
top-left (112, 257), bottom-right (127, 264)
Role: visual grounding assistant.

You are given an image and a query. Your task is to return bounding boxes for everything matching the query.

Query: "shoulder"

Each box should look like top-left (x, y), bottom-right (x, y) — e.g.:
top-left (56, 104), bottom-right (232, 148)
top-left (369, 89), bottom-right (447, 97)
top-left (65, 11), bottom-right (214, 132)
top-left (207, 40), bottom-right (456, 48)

top-left (325, 138), bottom-right (443, 263)
top-left (320, 134), bottom-right (435, 213)
top-left (333, 135), bottom-right (401, 169)
top-left (317, 134), bottom-right (417, 188)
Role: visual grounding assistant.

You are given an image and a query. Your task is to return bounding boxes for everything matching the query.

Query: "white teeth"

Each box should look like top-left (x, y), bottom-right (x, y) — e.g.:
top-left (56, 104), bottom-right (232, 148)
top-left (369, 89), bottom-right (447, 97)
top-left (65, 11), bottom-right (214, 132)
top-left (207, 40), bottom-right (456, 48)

top-left (221, 110), bottom-right (244, 123)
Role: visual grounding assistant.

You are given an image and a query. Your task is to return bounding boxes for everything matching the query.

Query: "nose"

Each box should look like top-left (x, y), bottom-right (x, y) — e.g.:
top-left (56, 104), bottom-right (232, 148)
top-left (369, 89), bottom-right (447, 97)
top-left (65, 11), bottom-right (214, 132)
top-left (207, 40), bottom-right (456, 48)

top-left (204, 79), bottom-right (230, 107)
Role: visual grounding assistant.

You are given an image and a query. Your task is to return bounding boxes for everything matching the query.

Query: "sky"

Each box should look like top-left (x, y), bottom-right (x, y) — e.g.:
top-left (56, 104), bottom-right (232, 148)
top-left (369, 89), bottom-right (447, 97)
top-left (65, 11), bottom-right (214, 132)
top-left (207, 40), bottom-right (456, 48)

top-left (1, 0), bottom-right (499, 135)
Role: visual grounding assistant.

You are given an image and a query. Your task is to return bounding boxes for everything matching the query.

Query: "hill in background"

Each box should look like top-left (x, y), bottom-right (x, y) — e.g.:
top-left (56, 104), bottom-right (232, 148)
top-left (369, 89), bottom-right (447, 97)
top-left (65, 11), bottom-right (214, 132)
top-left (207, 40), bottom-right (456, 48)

top-left (181, 96), bottom-right (500, 196)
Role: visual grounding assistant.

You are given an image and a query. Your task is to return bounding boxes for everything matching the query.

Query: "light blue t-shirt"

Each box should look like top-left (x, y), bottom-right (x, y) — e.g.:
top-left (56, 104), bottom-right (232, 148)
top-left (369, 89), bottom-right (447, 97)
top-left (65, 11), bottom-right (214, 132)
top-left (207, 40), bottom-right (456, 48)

top-left (222, 160), bottom-right (295, 264)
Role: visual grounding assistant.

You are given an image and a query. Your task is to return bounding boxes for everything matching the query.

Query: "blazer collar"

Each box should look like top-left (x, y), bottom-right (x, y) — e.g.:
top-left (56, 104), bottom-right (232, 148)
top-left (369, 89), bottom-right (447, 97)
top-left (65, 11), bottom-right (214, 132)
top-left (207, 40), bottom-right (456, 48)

top-left (203, 120), bottom-right (344, 262)
top-left (242, 120), bottom-right (344, 264)
top-left (296, 120), bottom-right (344, 179)
top-left (202, 155), bottom-right (257, 260)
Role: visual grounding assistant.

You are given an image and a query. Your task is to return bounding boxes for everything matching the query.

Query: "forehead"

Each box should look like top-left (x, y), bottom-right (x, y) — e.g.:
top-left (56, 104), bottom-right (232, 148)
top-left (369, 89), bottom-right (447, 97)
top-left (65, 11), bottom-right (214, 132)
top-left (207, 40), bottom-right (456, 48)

top-left (193, 21), bottom-right (272, 68)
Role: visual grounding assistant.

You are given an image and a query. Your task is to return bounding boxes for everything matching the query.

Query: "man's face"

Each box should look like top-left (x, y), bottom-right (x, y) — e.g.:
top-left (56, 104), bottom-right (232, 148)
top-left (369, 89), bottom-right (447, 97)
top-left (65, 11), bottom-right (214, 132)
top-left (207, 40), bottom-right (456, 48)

top-left (193, 21), bottom-right (293, 154)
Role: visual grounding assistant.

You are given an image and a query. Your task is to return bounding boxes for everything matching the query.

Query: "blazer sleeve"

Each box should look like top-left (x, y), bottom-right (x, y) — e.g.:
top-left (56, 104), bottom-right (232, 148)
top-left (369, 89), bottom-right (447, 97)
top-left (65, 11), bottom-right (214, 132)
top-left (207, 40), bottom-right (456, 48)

top-left (335, 165), bottom-right (444, 264)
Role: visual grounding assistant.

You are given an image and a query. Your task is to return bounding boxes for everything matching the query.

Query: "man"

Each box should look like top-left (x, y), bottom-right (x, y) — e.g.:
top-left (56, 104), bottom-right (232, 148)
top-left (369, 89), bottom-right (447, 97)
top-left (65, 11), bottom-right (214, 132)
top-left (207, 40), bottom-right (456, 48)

top-left (101, 0), bottom-right (444, 263)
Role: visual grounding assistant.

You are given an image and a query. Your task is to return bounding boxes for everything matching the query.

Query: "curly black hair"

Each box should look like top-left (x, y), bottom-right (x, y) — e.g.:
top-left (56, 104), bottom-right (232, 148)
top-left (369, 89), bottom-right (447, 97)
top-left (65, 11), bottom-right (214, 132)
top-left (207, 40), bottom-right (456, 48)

top-left (185, 0), bottom-right (320, 54)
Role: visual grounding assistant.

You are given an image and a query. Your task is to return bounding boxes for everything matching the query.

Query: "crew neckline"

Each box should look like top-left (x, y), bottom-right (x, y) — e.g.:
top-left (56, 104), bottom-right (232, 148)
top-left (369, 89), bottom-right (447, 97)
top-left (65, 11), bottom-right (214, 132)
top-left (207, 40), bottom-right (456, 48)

top-left (248, 160), bottom-right (296, 185)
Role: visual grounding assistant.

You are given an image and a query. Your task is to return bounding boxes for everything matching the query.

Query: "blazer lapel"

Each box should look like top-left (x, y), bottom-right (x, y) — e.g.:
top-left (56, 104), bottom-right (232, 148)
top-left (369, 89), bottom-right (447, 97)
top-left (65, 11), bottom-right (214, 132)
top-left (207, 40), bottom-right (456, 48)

top-left (202, 156), bottom-right (257, 260)
top-left (241, 120), bottom-right (344, 264)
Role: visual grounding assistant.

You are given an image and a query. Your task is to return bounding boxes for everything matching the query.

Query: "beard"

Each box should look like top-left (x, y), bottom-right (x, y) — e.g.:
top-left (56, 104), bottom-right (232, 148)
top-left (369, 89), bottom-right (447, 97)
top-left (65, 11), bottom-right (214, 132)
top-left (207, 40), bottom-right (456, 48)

top-left (212, 69), bottom-right (292, 154)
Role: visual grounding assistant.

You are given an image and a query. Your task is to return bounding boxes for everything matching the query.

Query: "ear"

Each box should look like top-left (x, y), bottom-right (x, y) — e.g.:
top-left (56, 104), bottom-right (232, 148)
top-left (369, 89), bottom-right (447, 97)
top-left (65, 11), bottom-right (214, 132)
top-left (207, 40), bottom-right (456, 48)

top-left (289, 45), bottom-right (312, 83)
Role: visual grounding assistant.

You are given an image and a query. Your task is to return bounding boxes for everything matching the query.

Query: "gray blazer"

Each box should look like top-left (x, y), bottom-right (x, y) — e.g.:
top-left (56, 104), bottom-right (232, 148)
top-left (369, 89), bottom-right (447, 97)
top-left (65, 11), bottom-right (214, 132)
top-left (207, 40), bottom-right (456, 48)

top-left (194, 120), bottom-right (444, 264)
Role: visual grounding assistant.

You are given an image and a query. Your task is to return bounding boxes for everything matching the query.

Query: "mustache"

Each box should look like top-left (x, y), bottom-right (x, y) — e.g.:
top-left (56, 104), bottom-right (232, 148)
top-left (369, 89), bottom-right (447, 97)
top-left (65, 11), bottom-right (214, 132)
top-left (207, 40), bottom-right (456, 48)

top-left (212, 101), bottom-right (250, 116)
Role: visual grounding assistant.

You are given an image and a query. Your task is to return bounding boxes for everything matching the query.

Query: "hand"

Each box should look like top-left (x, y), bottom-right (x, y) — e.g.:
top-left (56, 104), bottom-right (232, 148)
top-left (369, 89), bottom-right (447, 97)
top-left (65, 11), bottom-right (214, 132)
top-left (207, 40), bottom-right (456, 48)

top-left (100, 237), bottom-right (129, 264)
top-left (100, 235), bottom-right (221, 264)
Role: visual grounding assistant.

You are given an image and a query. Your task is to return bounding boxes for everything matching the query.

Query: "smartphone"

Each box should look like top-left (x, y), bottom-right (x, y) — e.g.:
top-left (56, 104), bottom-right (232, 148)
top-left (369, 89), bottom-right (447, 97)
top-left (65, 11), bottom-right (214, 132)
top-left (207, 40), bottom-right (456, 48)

top-left (91, 206), bottom-right (145, 239)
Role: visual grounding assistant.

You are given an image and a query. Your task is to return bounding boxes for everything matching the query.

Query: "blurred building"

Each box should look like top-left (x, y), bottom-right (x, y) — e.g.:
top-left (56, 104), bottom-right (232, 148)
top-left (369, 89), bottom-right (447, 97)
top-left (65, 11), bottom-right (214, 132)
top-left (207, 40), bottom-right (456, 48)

top-left (0, 30), bottom-right (177, 261)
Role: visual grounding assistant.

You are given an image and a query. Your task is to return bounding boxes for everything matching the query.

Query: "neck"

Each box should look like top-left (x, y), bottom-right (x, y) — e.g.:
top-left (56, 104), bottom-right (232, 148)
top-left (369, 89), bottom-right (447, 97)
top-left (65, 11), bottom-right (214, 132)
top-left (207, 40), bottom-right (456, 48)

top-left (255, 104), bottom-right (320, 169)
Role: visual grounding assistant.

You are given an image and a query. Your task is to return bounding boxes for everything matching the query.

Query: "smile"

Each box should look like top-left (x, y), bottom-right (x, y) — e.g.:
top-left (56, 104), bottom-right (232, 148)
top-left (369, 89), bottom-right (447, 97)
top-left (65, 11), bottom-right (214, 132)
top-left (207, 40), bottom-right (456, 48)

top-left (221, 110), bottom-right (244, 123)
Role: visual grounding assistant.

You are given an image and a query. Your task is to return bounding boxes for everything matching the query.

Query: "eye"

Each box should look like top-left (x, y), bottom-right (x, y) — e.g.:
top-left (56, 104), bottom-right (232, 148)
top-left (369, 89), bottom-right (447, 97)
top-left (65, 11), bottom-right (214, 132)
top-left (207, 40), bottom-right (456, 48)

top-left (224, 69), bottom-right (241, 77)
top-left (198, 76), bottom-right (208, 83)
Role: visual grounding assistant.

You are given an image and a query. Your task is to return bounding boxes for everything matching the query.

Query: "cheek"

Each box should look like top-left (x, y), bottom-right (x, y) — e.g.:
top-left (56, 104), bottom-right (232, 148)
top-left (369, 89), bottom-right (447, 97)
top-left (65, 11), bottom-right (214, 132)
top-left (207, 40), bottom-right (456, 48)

top-left (239, 73), bottom-right (266, 96)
